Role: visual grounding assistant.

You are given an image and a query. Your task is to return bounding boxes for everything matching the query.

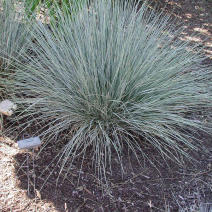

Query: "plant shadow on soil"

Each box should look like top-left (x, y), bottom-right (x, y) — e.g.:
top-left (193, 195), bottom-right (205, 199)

top-left (150, 0), bottom-right (212, 58)
top-left (12, 129), bottom-right (212, 211)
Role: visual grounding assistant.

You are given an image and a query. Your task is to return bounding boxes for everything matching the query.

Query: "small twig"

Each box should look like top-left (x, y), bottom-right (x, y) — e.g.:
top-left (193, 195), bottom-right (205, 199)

top-left (111, 168), bottom-right (150, 188)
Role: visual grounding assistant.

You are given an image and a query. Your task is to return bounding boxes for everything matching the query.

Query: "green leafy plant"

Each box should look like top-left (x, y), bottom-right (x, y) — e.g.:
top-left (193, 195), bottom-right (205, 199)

top-left (11, 0), bottom-right (212, 182)
top-left (24, 0), bottom-right (87, 21)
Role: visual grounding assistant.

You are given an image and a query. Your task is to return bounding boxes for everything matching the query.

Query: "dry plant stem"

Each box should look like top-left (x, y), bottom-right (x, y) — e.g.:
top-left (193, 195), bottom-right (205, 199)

top-left (0, 114), bottom-right (3, 132)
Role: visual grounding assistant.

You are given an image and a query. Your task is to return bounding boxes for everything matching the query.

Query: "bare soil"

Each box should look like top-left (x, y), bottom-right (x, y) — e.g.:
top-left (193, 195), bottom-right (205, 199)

top-left (0, 0), bottom-right (212, 211)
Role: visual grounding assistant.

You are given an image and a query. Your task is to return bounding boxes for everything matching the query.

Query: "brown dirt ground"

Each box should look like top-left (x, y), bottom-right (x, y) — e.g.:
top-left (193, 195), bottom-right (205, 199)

top-left (0, 0), bottom-right (212, 211)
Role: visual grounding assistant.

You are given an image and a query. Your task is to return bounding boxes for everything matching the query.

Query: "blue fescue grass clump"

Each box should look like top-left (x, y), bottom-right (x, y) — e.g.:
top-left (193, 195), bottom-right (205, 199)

top-left (0, 0), bottom-right (30, 99)
top-left (10, 0), bottom-right (212, 180)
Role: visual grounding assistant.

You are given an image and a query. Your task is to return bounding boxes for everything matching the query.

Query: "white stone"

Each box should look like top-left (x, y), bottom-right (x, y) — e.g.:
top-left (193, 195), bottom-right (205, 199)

top-left (17, 137), bottom-right (41, 149)
top-left (0, 100), bottom-right (17, 116)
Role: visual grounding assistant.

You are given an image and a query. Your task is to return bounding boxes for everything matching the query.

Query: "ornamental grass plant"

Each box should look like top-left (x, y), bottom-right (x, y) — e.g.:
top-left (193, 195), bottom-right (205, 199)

top-left (0, 0), bottom-right (30, 100)
top-left (10, 0), bottom-right (212, 181)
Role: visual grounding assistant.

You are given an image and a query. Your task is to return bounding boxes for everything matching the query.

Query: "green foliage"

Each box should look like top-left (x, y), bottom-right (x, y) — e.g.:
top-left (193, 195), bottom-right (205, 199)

top-left (11, 0), bottom-right (212, 181)
top-left (24, 0), bottom-right (87, 22)
top-left (0, 0), bottom-right (30, 100)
